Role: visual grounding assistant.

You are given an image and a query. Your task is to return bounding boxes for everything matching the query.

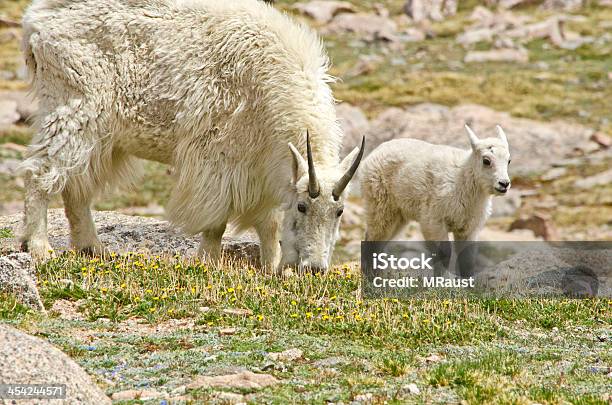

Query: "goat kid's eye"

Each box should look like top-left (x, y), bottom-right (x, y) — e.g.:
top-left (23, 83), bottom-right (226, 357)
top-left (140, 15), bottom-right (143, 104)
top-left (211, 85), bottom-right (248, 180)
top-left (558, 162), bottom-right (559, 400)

top-left (508, 158), bottom-right (512, 165)
top-left (297, 202), bottom-right (307, 213)
top-left (483, 157), bottom-right (491, 167)
top-left (336, 208), bottom-right (344, 217)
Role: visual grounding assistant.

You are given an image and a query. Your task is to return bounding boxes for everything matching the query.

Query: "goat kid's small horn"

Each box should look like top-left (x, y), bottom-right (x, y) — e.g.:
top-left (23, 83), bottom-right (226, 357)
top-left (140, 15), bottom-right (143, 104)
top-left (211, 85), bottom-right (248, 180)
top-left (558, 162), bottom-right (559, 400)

top-left (464, 124), bottom-right (479, 149)
top-left (496, 125), bottom-right (509, 146)
top-left (333, 135), bottom-right (366, 200)
top-left (306, 130), bottom-right (320, 198)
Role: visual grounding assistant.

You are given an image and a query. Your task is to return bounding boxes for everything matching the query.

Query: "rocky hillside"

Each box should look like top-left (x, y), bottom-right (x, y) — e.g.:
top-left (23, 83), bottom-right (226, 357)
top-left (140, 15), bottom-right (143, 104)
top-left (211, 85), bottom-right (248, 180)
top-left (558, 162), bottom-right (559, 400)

top-left (1, 0), bottom-right (611, 246)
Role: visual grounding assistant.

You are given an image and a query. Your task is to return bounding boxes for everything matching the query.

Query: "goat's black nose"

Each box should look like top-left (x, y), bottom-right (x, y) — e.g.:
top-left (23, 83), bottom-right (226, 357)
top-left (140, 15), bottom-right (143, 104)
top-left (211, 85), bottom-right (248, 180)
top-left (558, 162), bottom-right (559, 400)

top-left (498, 180), bottom-right (510, 188)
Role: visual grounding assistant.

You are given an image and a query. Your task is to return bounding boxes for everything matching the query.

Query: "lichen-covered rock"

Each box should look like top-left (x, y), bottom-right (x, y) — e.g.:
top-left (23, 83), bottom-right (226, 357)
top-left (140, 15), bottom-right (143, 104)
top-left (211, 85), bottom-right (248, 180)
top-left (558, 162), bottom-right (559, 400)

top-left (0, 324), bottom-right (111, 404)
top-left (477, 246), bottom-right (612, 297)
top-left (0, 252), bottom-right (45, 312)
top-left (0, 209), bottom-right (260, 263)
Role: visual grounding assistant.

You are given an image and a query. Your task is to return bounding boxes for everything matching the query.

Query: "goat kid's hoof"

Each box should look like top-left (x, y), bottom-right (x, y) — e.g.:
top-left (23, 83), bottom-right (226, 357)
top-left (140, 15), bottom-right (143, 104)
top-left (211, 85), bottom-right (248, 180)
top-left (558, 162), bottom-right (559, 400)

top-left (21, 239), bottom-right (55, 262)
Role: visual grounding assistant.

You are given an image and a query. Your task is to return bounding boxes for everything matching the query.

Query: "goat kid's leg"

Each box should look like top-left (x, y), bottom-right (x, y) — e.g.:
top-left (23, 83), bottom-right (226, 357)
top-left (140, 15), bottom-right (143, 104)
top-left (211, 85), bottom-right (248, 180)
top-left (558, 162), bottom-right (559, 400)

top-left (254, 210), bottom-right (282, 270)
top-left (199, 223), bottom-right (227, 263)
top-left (21, 172), bottom-right (53, 261)
top-left (452, 230), bottom-right (480, 278)
top-left (420, 221), bottom-right (450, 277)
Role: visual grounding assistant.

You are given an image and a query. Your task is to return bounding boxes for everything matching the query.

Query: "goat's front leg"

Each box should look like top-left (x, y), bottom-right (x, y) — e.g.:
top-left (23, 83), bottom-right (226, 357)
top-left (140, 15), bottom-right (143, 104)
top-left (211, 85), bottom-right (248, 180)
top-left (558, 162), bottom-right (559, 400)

top-left (199, 223), bottom-right (227, 263)
top-left (62, 180), bottom-right (107, 256)
top-left (254, 210), bottom-right (282, 270)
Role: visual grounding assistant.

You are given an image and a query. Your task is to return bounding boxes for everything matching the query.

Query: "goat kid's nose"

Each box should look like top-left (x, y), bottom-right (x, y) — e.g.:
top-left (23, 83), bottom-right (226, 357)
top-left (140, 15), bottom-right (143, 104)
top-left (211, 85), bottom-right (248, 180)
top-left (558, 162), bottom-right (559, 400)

top-left (498, 180), bottom-right (510, 188)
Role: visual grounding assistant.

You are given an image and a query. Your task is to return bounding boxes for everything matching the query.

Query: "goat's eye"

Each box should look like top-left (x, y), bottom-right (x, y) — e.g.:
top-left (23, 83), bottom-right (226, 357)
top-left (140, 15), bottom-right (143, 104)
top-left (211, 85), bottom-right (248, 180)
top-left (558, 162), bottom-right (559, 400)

top-left (336, 208), bottom-right (344, 217)
top-left (508, 158), bottom-right (512, 165)
top-left (297, 202), bottom-right (307, 213)
top-left (483, 157), bottom-right (491, 166)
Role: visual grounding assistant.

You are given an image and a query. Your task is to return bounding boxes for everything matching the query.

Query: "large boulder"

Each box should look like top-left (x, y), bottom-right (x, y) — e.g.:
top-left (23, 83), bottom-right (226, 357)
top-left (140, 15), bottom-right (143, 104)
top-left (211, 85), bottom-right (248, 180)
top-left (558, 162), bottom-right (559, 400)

top-left (336, 103), bottom-right (370, 158)
top-left (346, 103), bottom-right (596, 175)
top-left (0, 324), bottom-right (111, 404)
top-left (0, 253), bottom-right (45, 312)
top-left (0, 210), bottom-right (260, 262)
top-left (477, 246), bottom-right (612, 297)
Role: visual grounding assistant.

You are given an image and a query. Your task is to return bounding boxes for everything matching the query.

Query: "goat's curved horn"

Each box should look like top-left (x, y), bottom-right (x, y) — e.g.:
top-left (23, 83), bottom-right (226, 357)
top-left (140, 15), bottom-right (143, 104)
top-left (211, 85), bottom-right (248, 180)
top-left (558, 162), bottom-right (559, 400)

top-left (306, 130), bottom-right (320, 198)
top-left (333, 135), bottom-right (365, 200)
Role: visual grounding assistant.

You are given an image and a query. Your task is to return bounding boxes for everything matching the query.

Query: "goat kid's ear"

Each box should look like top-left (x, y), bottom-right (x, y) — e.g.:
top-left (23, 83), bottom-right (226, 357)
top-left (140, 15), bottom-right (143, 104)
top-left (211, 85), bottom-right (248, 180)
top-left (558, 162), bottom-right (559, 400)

top-left (496, 125), bottom-right (509, 147)
top-left (288, 142), bottom-right (307, 183)
top-left (464, 124), bottom-right (480, 150)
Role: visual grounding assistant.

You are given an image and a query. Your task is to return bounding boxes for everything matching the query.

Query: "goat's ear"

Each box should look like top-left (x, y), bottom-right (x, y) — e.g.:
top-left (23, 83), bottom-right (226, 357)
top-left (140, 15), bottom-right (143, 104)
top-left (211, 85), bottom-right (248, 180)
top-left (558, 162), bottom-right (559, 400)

top-left (464, 124), bottom-right (479, 150)
top-left (339, 145), bottom-right (360, 174)
top-left (496, 125), bottom-right (509, 147)
top-left (288, 142), bottom-right (307, 184)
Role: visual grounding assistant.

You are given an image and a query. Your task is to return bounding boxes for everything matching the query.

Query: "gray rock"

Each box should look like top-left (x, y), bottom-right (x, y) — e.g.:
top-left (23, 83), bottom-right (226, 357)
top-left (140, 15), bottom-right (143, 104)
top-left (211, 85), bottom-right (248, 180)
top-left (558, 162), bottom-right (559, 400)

top-left (294, 1), bottom-right (355, 23)
top-left (0, 158), bottom-right (20, 175)
top-left (0, 91), bottom-right (38, 122)
top-left (324, 13), bottom-right (398, 42)
top-left (0, 324), bottom-right (111, 404)
top-left (540, 0), bottom-right (583, 10)
top-left (574, 169), bottom-right (612, 189)
top-left (0, 253), bottom-right (45, 312)
top-left (0, 100), bottom-right (19, 128)
top-left (457, 27), bottom-right (497, 46)
top-left (541, 167), bottom-right (567, 181)
top-left (478, 247), bottom-right (611, 297)
top-left (404, 0), bottom-right (457, 22)
top-left (363, 103), bottom-right (595, 174)
top-left (401, 27), bottom-right (426, 42)
top-left (0, 70), bottom-right (15, 81)
top-left (464, 48), bottom-right (529, 63)
top-left (491, 189), bottom-right (522, 217)
top-left (0, 210), bottom-right (260, 263)
top-left (336, 103), bottom-right (370, 158)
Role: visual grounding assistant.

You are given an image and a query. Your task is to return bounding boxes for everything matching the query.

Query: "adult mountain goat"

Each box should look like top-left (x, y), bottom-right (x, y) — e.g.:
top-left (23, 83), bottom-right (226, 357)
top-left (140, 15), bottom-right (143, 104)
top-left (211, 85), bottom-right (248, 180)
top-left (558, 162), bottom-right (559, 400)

top-left (361, 125), bottom-right (511, 242)
top-left (19, 0), bottom-right (365, 271)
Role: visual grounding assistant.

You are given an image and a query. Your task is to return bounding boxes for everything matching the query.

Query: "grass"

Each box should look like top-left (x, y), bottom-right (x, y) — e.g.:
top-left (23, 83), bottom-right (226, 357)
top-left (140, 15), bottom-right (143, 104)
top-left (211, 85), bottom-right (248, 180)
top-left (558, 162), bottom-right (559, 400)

top-left (1, 253), bottom-right (610, 402)
top-left (0, 227), bottom-right (13, 238)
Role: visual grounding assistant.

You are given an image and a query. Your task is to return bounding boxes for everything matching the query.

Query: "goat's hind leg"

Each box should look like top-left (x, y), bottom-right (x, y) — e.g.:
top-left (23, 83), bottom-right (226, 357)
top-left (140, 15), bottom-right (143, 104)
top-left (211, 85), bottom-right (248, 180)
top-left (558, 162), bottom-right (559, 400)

top-left (20, 100), bottom-right (95, 261)
top-left (21, 172), bottom-right (53, 261)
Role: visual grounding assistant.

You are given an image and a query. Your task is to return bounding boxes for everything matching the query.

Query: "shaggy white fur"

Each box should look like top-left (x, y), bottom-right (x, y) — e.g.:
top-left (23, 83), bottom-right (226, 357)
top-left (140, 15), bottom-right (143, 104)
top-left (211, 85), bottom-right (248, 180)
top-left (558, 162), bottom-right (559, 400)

top-left (19, 0), bottom-right (364, 269)
top-left (360, 125), bottom-right (511, 243)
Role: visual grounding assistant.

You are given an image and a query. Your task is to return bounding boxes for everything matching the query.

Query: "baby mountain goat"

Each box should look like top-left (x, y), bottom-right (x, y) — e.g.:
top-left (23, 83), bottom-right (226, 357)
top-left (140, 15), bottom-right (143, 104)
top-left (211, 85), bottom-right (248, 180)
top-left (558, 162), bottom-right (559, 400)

top-left (19, 0), bottom-right (365, 271)
top-left (361, 125), bottom-right (511, 243)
